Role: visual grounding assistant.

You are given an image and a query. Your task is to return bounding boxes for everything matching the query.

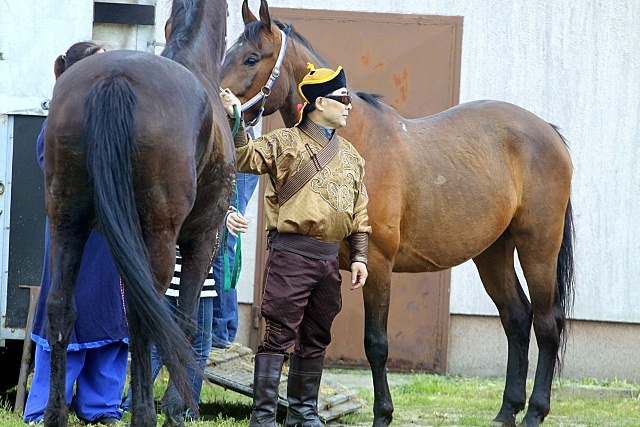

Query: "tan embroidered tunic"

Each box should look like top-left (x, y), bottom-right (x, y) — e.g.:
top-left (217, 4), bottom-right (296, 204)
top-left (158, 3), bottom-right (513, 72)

top-left (234, 118), bottom-right (371, 249)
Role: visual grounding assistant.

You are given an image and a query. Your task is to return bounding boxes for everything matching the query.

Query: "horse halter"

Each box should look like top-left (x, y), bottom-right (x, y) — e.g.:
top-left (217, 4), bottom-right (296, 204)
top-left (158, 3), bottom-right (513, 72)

top-left (241, 28), bottom-right (289, 127)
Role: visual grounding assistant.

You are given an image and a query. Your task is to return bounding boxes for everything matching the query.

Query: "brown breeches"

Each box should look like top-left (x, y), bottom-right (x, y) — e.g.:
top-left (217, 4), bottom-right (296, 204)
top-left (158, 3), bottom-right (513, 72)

top-left (257, 249), bottom-right (342, 358)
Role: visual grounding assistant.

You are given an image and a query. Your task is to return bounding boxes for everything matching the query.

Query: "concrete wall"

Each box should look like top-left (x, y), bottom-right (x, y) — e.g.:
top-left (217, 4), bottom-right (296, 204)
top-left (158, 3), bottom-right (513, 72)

top-left (0, 1), bottom-right (93, 115)
top-left (0, 0), bottom-right (157, 115)
top-left (93, 2), bottom-right (157, 54)
top-left (448, 314), bottom-right (640, 383)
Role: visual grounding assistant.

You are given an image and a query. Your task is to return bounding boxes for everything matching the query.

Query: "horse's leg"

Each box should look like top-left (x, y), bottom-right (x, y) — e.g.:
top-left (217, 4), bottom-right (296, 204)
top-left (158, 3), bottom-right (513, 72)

top-left (512, 225), bottom-right (566, 427)
top-left (43, 216), bottom-right (90, 427)
top-left (472, 232), bottom-right (532, 427)
top-left (127, 215), bottom-right (179, 427)
top-left (159, 233), bottom-right (215, 427)
top-left (127, 234), bottom-right (183, 427)
top-left (128, 310), bottom-right (157, 427)
top-left (361, 250), bottom-right (394, 427)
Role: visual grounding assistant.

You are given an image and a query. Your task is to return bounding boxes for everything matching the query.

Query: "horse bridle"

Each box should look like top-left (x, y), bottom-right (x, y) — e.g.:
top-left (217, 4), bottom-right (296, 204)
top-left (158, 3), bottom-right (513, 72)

top-left (241, 28), bottom-right (289, 127)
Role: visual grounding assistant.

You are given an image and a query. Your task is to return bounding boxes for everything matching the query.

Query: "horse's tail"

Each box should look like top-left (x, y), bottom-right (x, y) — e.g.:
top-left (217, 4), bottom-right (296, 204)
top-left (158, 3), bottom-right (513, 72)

top-left (550, 124), bottom-right (576, 364)
top-left (82, 73), bottom-right (194, 407)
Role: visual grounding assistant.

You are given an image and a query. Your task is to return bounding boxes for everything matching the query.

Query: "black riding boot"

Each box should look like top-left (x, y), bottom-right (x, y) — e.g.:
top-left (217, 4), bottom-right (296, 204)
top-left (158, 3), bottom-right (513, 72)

top-left (249, 353), bottom-right (285, 427)
top-left (285, 354), bottom-right (325, 427)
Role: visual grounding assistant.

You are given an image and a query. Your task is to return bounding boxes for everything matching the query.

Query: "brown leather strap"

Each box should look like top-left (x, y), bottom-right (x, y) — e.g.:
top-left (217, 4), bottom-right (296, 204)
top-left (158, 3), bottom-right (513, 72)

top-left (277, 128), bottom-right (340, 206)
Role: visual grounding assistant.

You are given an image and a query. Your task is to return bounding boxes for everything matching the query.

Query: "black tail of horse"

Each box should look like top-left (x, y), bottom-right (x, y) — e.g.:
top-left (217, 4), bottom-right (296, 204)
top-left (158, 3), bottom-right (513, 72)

top-left (557, 198), bottom-right (575, 351)
top-left (550, 124), bottom-right (576, 363)
top-left (82, 72), bottom-right (195, 407)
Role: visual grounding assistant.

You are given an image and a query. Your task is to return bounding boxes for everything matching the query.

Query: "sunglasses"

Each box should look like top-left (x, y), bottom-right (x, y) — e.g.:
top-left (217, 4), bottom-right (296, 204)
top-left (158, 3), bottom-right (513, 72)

top-left (323, 94), bottom-right (352, 106)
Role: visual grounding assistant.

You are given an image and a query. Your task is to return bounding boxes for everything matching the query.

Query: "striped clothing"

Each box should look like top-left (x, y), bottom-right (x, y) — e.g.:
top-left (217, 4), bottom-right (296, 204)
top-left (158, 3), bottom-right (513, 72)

top-left (166, 247), bottom-right (217, 298)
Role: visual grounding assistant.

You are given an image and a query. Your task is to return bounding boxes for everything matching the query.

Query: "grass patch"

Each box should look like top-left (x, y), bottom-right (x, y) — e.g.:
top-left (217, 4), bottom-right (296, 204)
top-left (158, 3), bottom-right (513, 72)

top-left (2, 369), bottom-right (638, 426)
top-left (341, 373), bottom-right (640, 427)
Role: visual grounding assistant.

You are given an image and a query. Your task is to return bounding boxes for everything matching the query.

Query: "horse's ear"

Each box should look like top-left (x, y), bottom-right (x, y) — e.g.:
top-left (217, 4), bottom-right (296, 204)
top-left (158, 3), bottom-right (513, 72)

top-left (164, 17), bottom-right (173, 40)
top-left (242, 0), bottom-right (258, 25)
top-left (259, 0), bottom-right (273, 33)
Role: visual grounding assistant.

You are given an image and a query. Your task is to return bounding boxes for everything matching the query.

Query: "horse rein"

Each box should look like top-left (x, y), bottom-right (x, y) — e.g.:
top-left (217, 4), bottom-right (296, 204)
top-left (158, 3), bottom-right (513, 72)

top-left (241, 28), bottom-right (289, 127)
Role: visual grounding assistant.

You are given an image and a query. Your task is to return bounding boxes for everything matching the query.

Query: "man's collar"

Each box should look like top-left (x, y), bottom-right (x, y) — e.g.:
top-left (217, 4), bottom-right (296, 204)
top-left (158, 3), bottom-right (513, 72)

top-left (318, 125), bottom-right (335, 141)
top-left (297, 116), bottom-right (335, 147)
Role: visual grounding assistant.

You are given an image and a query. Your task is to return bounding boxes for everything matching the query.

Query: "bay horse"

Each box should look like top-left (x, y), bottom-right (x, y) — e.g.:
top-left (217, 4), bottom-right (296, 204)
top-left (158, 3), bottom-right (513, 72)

top-left (220, 1), bottom-right (575, 427)
top-left (42, 0), bottom-right (235, 426)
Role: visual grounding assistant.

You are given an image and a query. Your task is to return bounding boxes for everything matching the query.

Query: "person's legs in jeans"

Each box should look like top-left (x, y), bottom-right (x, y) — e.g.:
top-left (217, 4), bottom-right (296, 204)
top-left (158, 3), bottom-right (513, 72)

top-left (211, 172), bottom-right (259, 346)
top-left (229, 173), bottom-right (258, 343)
top-left (211, 250), bottom-right (236, 348)
top-left (185, 295), bottom-right (213, 419)
top-left (74, 341), bottom-right (129, 422)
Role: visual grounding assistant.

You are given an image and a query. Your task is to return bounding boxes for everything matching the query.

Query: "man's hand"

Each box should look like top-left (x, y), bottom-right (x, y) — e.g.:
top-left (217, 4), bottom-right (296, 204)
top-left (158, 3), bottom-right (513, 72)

top-left (225, 209), bottom-right (249, 238)
top-left (350, 261), bottom-right (367, 290)
top-left (220, 88), bottom-right (242, 117)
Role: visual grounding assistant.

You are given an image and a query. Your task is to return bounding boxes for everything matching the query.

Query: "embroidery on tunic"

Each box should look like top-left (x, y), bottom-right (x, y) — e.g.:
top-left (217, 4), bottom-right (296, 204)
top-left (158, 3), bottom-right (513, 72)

top-left (310, 147), bottom-right (362, 211)
top-left (258, 129), bottom-right (297, 159)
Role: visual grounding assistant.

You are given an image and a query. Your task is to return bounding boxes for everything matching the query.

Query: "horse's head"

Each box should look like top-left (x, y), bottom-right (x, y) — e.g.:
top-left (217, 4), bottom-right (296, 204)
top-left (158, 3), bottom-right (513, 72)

top-left (221, 0), bottom-right (311, 126)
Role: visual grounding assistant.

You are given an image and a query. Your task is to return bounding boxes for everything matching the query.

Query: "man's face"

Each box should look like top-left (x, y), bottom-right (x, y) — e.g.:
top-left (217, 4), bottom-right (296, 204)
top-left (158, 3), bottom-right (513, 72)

top-left (318, 87), bottom-right (352, 129)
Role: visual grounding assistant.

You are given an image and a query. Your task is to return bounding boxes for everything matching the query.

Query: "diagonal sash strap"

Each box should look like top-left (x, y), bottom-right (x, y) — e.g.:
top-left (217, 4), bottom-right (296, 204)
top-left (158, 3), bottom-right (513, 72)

top-left (276, 121), bottom-right (340, 206)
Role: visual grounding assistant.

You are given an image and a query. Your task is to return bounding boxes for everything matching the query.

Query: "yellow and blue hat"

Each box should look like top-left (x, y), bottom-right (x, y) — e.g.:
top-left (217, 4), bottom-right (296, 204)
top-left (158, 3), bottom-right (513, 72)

top-left (298, 63), bottom-right (347, 105)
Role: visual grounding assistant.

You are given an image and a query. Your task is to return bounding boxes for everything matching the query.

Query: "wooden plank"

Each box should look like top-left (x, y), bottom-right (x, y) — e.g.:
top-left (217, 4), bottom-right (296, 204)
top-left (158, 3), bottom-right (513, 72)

top-left (205, 346), bottom-right (361, 421)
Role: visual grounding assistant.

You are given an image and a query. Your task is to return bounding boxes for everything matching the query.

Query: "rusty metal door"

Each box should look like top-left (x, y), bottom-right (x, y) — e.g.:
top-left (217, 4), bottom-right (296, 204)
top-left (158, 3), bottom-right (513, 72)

top-left (253, 9), bottom-right (462, 374)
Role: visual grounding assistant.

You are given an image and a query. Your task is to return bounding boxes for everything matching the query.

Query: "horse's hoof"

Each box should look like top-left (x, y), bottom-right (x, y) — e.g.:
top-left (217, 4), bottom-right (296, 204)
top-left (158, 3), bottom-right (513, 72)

top-left (492, 419), bottom-right (516, 427)
top-left (43, 413), bottom-right (68, 427)
top-left (162, 416), bottom-right (185, 427)
top-left (372, 417), bottom-right (392, 427)
top-left (517, 411), bottom-right (543, 427)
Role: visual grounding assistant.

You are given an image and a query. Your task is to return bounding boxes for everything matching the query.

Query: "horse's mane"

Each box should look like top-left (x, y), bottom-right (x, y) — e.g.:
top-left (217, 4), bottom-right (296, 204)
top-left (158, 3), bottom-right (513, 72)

top-left (237, 21), bottom-right (267, 48)
top-left (275, 21), bottom-right (320, 61)
top-left (237, 20), bottom-right (328, 66)
top-left (162, 0), bottom-right (205, 60)
top-left (355, 91), bottom-right (384, 110)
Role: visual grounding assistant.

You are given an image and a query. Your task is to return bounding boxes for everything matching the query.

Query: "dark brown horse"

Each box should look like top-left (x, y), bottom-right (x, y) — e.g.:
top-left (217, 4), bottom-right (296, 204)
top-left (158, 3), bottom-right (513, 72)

top-left (220, 2), bottom-right (575, 427)
top-left (42, 1), bottom-right (234, 426)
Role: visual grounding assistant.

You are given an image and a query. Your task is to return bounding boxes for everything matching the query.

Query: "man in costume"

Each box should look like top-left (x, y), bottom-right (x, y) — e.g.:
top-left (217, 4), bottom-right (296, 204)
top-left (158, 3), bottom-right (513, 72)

top-left (220, 63), bottom-right (370, 427)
